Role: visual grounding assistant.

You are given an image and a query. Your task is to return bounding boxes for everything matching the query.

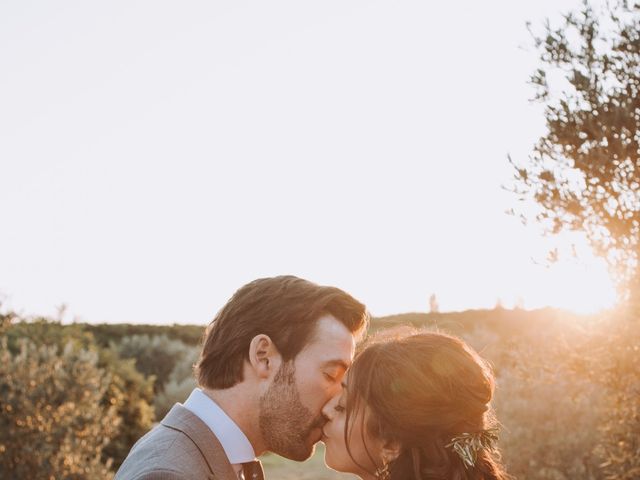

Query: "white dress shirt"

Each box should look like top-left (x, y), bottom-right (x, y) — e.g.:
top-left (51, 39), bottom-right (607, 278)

top-left (183, 388), bottom-right (257, 478)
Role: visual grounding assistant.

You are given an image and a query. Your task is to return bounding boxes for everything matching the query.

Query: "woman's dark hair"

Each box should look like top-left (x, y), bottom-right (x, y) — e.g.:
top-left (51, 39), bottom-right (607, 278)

top-left (196, 275), bottom-right (369, 389)
top-left (345, 330), bottom-right (509, 480)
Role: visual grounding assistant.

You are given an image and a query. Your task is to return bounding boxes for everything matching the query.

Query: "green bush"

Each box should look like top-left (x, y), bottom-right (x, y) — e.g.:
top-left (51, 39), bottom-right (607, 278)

top-left (0, 338), bottom-right (119, 479)
top-left (112, 334), bottom-right (195, 394)
top-left (1, 318), bottom-right (157, 475)
top-left (153, 345), bottom-right (199, 418)
top-left (87, 323), bottom-right (203, 348)
top-left (493, 338), bottom-right (604, 480)
top-left (98, 347), bottom-right (155, 470)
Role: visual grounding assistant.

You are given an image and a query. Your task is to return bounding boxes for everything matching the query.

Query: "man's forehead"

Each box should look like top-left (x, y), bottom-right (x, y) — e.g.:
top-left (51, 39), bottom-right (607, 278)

top-left (309, 314), bottom-right (356, 341)
top-left (309, 315), bottom-right (355, 344)
top-left (301, 319), bottom-right (356, 363)
top-left (302, 336), bottom-right (355, 360)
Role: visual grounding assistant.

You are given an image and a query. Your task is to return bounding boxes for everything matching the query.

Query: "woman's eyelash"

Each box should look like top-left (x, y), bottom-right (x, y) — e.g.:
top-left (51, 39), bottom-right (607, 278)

top-left (334, 404), bottom-right (345, 413)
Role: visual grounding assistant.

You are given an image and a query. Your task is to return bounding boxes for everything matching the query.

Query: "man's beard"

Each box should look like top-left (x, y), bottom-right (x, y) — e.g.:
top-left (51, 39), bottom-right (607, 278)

top-left (258, 361), bottom-right (326, 461)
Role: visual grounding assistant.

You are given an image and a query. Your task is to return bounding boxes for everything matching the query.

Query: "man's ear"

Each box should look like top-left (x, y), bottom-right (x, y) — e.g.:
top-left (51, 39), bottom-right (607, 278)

top-left (248, 334), bottom-right (281, 379)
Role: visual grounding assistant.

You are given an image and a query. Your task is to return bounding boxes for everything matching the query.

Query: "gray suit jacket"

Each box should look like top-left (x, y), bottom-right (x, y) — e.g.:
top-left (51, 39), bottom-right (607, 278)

top-left (114, 404), bottom-right (239, 480)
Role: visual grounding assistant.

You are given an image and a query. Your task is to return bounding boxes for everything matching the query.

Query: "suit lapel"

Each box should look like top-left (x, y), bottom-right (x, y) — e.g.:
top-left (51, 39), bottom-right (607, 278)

top-left (162, 404), bottom-right (239, 480)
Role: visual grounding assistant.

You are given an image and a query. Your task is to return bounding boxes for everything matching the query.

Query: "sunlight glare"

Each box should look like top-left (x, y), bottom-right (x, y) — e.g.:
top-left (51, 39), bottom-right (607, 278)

top-left (523, 235), bottom-right (618, 314)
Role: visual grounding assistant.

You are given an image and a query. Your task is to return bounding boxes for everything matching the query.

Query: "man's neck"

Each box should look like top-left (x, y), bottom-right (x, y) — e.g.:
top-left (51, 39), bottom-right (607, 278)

top-left (202, 385), bottom-right (267, 456)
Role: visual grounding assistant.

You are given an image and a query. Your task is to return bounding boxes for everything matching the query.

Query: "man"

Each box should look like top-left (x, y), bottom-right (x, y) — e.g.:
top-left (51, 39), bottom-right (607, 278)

top-left (115, 275), bottom-right (368, 480)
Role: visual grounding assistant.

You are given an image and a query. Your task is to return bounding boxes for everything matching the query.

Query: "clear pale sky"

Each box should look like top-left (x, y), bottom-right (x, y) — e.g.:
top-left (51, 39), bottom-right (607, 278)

top-left (0, 0), bottom-right (616, 324)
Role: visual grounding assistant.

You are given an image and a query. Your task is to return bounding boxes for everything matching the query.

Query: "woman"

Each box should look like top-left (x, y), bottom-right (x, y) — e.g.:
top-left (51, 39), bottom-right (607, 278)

top-left (321, 331), bottom-right (509, 480)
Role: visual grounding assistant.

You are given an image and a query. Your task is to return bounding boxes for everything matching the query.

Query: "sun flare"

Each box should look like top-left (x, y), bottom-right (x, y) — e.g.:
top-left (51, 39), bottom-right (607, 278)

top-left (522, 242), bottom-right (618, 315)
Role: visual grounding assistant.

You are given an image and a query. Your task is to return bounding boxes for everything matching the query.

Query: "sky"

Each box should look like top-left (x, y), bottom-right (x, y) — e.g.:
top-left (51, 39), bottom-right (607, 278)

top-left (0, 0), bottom-right (617, 324)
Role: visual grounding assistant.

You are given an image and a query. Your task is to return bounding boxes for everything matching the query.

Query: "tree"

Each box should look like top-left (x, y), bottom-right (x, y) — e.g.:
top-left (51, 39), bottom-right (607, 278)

top-left (428, 293), bottom-right (439, 313)
top-left (0, 338), bottom-right (119, 479)
top-left (112, 334), bottom-right (194, 394)
top-left (494, 297), bottom-right (504, 310)
top-left (514, 297), bottom-right (525, 310)
top-left (98, 347), bottom-right (155, 470)
top-left (3, 319), bottom-right (156, 471)
top-left (153, 345), bottom-right (198, 418)
top-left (511, 2), bottom-right (640, 478)
top-left (509, 1), bottom-right (640, 304)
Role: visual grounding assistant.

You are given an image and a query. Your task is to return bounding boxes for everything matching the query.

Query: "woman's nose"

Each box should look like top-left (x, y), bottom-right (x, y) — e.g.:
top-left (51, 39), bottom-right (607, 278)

top-left (322, 394), bottom-right (339, 421)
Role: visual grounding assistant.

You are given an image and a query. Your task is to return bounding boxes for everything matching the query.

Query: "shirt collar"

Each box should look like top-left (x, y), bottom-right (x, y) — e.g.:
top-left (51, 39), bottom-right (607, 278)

top-left (183, 388), bottom-right (256, 465)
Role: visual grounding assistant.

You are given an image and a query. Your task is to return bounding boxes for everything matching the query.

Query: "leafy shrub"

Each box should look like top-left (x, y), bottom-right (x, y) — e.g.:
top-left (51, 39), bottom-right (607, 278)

top-left (0, 338), bottom-right (119, 479)
top-left (153, 344), bottom-right (199, 418)
top-left (154, 376), bottom-right (197, 419)
top-left (1, 318), bottom-right (156, 474)
top-left (112, 334), bottom-right (194, 393)
top-left (493, 339), bottom-right (605, 480)
top-left (98, 347), bottom-right (155, 470)
top-left (87, 323), bottom-right (203, 348)
top-left (593, 311), bottom-right (640, 480)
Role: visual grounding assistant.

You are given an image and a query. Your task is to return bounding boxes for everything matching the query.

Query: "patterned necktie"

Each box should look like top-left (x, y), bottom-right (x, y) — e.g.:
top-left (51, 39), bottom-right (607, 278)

top-left (242, 460), bottom-right (264, 480)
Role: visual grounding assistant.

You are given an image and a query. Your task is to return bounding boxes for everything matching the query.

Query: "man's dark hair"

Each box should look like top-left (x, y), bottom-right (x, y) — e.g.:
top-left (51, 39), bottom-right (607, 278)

top-left (196, 275), bottom-right (369, 389)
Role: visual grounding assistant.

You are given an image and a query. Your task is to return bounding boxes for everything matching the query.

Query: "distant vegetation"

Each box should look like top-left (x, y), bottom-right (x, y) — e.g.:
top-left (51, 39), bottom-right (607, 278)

top-left (1, 305), bottom-right (638, 479)
top-left (505, 1), bottom-right (640, 477)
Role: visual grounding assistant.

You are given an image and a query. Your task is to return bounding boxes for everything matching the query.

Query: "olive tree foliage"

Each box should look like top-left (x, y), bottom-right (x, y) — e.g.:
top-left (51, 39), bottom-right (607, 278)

top-left (112, 334), bottom-right (194, 393)
top-left (0, 338), bottom-right (119, 479)
top-left (153, 346), bottom-right (199, 418)
top-left (510, 3), bottom-right (640, 478)
top-left (112, 334), bottom-right (198, 418)
top-left (98, 347), bottom-right (155, 471)
top-left (510, 1), bottom-right (640, 302)
top-left (1, 316), bottom-right (156, 473)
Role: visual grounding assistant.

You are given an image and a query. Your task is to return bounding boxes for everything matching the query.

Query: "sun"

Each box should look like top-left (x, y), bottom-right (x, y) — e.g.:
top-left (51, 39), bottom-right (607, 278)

top-left (522, 238), bottom-right (618, 315)
top-left (547, 260), bottom-right (617, 314)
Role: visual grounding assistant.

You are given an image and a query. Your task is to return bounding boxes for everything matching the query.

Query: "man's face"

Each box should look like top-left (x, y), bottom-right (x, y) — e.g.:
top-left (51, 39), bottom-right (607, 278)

top-left (258, 314), bottom-right (355, 461)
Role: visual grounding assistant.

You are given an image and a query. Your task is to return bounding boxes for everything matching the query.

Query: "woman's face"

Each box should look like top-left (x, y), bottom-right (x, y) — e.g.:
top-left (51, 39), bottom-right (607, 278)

top-left (321, 386), bottom-right (381, 479)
